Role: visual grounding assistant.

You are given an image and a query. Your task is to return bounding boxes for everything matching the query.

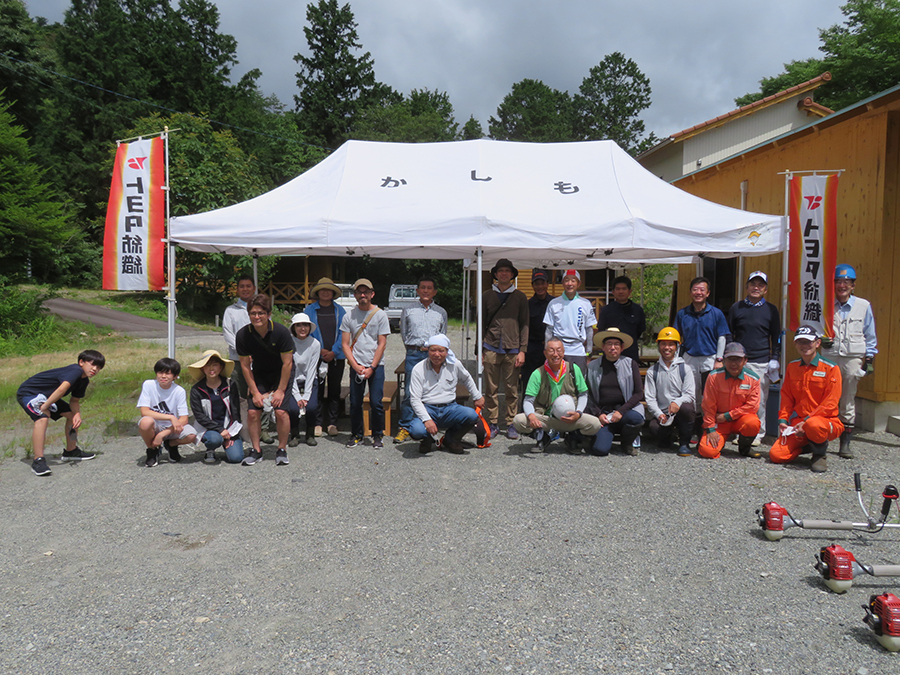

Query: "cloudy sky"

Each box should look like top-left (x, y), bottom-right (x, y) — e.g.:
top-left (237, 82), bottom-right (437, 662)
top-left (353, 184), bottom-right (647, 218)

top-left (31, 0), bottom-right (848, 139)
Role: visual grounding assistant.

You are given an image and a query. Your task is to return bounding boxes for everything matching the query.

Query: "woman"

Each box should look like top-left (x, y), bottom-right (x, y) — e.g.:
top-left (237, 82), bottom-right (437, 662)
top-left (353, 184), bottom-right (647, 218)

top-left (188, 350), bottom-right (244, 463)
top-left (289, 313), bottom-right (322, 447)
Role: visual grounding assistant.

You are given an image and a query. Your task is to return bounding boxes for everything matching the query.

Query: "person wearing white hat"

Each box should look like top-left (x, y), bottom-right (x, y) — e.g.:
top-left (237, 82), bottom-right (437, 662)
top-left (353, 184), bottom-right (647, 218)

top-left (543, 269), bottom-right (596, 374)
top-left (512, 338), bottom-right (600, 453)
top-left (289, 313), bottom-right (322, 447)
top-left (727, 270), bottom-right (781, 445)
top-left (408, 334), bottom-right (484, 454)
top-left (189, 350), bottom-right (244, 463)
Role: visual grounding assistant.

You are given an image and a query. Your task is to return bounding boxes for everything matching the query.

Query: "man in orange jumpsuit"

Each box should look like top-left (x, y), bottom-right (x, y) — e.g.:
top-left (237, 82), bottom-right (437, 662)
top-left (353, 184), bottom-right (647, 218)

top-left (769, 325), bottom-right (843, 473)
top-left (698, 342), bottom-right (761, 459)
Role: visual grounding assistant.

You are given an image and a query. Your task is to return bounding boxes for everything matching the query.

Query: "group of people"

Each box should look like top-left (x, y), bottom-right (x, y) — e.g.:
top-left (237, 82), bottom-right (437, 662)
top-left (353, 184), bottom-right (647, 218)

top-left (16, 262), bottom-right (875, 476)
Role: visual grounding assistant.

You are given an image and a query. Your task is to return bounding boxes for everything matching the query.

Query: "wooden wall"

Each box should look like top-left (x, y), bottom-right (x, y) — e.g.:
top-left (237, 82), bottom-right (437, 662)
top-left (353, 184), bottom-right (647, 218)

top-left (672, 103), bottom-right (900, 403)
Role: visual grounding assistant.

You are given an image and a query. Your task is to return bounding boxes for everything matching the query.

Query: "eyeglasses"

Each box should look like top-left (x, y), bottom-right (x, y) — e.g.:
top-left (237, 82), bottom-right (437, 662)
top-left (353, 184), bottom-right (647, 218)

top-left (248, 311), bottom-right (268, 317)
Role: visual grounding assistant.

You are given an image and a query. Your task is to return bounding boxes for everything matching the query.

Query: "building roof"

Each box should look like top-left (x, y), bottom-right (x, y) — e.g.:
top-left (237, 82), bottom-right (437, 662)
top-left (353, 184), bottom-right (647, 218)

top-left (670, 72), bottom-right (833, 141)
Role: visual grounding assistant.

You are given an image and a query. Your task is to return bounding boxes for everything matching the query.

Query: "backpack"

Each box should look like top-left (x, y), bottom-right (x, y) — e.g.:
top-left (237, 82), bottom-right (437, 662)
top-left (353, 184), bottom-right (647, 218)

top-left (473, 405), bottom-right (492, 448)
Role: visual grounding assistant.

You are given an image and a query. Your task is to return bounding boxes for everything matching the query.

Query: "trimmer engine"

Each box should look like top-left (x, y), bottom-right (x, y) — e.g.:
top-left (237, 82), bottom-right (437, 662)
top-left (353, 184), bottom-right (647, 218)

top-left (863, 593), bottom-right (900, 651)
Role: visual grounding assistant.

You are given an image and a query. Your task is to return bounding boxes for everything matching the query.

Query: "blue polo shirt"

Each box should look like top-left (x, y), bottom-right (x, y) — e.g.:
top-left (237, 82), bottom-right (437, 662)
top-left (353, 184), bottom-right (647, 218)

top-left (675, 303), bottom-right (731, 357)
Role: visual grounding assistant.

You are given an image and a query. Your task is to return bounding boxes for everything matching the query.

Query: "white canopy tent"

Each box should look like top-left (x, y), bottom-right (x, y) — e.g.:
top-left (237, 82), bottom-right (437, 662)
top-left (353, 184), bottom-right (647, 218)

top-left (168, 139), bottom-right (785, 365)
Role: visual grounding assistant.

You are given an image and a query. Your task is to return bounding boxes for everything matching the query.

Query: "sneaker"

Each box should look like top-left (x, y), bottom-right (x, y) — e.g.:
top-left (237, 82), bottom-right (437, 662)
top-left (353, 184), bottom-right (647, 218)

top-left (677, 445), bottom-right (692, 457)
top-left (163, 440), bottom-right (182, 463)
top-left (506, 426), bottom-right (519, 440)
top-left (689, 435), bottom-right (700, 447)
top-left (61, 447), bottom-right (95, 461)
top-left (372, 436), bottom-right (384, 449)
top-left (242, 450), bottom-right (263, 466)
top-left (394, 428), bottom-right (411, 443)
top-left (488, 424), bottom-right (500, 439)
top-left (288, 434), bottom-right (301, 448)
top-left (204, 450), bottom-right (216, 464)
top-left (305, 434), bottom-right (318, 447)
top-left (145, 447), bottom-right (159, 467)
top-left (327, 425), bottom-right (339, 437)
top-left (31, 457), bottom-right (52, 476)
top-left (260, 432), bottom-right (275, 445)
top-left (345, 436), bottom-right (364, 448)
top-left (531, 431), bottom-right (551, 454)
top-left (275, 448), bottom-right (289, 466)
top-left (751, 436), bottom-right (762, 447)
top-left (564, 433), bottom-right (581, 455)
top-left (314, 425), bottom-right (323, 437)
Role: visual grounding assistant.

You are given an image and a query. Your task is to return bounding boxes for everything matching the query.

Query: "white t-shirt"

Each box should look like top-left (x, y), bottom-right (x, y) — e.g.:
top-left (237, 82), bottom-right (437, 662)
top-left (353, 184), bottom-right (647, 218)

top-left (137, 380), bottom-right (189, 421)
top-left (340, 307), bottom-right (390, 367)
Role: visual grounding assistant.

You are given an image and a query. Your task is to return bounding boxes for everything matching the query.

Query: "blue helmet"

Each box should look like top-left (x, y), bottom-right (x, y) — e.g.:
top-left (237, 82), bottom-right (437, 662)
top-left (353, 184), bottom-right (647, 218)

top-left (835, 264), bottom-right (857, 281)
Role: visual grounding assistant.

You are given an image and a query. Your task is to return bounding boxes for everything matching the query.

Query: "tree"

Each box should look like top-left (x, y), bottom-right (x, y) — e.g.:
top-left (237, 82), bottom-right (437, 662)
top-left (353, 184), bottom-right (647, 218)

top-left (488, 78), bottom-right (574, 142)
top-left (461, 115), bottom-right (483, 140)
top-left (735, 1), bottom-right (900, 111)
top-left (293, 0), bottom-right (378, 147)
top-left (0, 92), bottom-right (80, 283)
top-left (351, 87), bottom-right (460, 142)
top-left (573, 52), bottom-right (654, 155)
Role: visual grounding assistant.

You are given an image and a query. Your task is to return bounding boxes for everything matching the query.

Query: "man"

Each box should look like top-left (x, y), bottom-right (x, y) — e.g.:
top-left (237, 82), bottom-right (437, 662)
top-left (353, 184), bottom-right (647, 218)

top-left (727, 270), bottom-right (781, 445)
top-left (306, 277), bottom-right (347, 437)
top-left (341, 278), bottom-right (390, 448)
top-left (395, 276), bottom-right (448, 443)
top-left (597, 275), bottom-right (646, 362)
top-left (822, 264), bottom-right (877, 459)
top-left (408, 334), bottom-right (484, 455)
top-left (644, 327), bottom-right (695, 456)
top-left (235, 294), bottom-right (296, 466)
top-left (697, 342), bottom-right (761, 460)
top-left (481, 258), bottom-right (529, 440)
top-left (543, 269), bottom-right (596, 374)
top-left (770, 325), bottom-right (843, 473)
top-left (513, 338), bottom-right (601, 453)
top-left (522, 270), bottom-right (555, 387)
top-left (221, 274), bottom-right (259, 443)
top-left (585, 328), bottom-right (644, 456)
top-left (674, 276), bottom-right (731, 441)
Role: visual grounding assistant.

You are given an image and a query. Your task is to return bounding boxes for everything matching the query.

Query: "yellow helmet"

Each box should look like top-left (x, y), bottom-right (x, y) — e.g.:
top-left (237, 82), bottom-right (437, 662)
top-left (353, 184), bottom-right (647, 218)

top-left (657, 327), bottom-right (681, 343)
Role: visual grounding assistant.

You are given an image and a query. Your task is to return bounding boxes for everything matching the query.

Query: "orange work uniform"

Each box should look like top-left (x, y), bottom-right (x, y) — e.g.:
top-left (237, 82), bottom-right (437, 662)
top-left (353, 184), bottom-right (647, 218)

top-left (698, 367), bottom-right (761, 458)
top-left (770, 353), bottom-right (843, 463)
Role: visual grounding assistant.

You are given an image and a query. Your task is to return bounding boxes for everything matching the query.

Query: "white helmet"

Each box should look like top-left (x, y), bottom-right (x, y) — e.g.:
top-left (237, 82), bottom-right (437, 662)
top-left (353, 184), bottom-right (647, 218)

top-left (551, 394), bottom-right (576, 419)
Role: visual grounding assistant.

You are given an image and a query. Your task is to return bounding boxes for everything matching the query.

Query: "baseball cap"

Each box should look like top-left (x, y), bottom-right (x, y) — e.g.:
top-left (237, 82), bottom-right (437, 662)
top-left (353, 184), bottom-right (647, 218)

top-left (794, 325), bottom-right (818, 342)
top-left (747, 270), bottom-right (768, 283)
top-left (723, 342), bottom-right (746, 358)
top-left (532, 270), bottom-right (549, 282)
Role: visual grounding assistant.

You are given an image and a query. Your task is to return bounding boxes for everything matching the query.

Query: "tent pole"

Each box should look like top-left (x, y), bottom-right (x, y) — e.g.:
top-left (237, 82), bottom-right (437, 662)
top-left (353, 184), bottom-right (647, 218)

top-left (252, 253), bottom-right (259, 290)
top-left (163, 128), bottom-right (176, 359)
top-left (461, 260), bottom-right (468, 359)
top-left (476, 248), bottom-right (483, 390)
top-left (640, 264), bottom-right (645, 306)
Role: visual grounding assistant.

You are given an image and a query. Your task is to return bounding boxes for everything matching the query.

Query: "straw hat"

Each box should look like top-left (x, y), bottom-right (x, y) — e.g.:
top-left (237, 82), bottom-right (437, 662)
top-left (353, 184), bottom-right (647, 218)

top-left (188, 350), bottom-right (234, 381)
top-left (592, 327), bottom-right (634, 350)
top-left (309, 277), bottom-right (342, 300)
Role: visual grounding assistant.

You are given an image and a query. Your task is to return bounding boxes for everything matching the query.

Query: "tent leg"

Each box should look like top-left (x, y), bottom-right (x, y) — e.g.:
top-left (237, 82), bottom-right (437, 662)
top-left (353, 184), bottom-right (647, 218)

top-left (476, 248), bottom-right (483, 391)
top-left (252, 253), bottom-right (259, 290)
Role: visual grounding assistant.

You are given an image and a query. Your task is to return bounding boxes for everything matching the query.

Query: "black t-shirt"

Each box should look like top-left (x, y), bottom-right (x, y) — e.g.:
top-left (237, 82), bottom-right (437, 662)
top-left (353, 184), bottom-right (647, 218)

top-left (18, 364), bottom-right (89, 400)
top-left (235, 321), bottom-right (294, 383)
top-left (317, 304), bottom-right (337, 349)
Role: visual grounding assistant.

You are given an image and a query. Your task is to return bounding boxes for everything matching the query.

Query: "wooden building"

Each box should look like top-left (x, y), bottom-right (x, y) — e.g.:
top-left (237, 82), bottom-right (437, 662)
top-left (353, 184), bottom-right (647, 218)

top-left (657, 83), bottom-right (900, 431)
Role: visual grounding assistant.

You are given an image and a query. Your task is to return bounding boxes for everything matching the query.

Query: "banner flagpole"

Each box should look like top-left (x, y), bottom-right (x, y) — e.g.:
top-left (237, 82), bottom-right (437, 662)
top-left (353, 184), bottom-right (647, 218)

top-left (164, 126), bottom-right (176, 358)
top-left (780, 169), bottom-right (791, 377)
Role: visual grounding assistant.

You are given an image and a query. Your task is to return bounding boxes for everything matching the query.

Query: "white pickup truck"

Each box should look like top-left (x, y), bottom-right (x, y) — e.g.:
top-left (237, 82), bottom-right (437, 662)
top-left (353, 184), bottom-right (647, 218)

top-left (384, 284), bottom-right (417, 332)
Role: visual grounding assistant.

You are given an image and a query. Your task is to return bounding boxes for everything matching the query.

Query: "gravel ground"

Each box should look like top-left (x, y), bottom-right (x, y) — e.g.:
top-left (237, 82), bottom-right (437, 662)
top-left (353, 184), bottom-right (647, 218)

top-left (2, 326), bottom-right (899, 674)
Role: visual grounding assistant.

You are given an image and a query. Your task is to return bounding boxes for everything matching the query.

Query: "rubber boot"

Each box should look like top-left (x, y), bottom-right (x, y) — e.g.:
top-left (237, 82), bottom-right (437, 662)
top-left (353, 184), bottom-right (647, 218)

top-left (737, 434), bottom-right (761, 458)
top-left (810, 441), bottom-right (828, 473)
top-left (620, 425), bottom-right (641, 456)
top-left (838, 427), bottom-right (854, 459)
top-left (444, 423), bottom-right (475, 454)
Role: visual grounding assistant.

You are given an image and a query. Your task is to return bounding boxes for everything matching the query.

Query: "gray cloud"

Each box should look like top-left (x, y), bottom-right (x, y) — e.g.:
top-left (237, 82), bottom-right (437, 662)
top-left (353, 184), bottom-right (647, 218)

top-left (31, 0), bottom-right (847, 138)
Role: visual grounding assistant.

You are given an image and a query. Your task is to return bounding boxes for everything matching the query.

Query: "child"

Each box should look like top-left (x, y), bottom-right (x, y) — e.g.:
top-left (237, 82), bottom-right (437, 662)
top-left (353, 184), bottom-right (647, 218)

top-left (137, 358), bottom-right (198, 467)
top-left (17, 349), bottom-right (106, 477)
top-left (289, 313), bottom-right (321, 447)
top-left (188, 350), bottom-right (244, 464)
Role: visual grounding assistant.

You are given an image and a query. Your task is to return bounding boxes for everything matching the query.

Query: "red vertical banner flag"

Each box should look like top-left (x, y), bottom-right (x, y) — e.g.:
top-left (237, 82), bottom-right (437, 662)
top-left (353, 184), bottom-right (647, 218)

top-left (787, 174), bottom-right (838, 336)
top-left (102, 138), bottom-right (165, 290)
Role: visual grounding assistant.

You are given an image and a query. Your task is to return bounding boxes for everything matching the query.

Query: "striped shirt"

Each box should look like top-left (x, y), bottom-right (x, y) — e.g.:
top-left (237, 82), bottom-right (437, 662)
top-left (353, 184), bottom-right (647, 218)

top-left (401, 300), bottom-right (448, 348)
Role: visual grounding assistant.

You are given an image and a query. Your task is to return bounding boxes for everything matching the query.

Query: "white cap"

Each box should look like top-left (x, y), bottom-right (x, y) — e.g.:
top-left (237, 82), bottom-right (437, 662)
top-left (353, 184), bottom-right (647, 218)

top-left (748, 270), bottom-right (768, 284)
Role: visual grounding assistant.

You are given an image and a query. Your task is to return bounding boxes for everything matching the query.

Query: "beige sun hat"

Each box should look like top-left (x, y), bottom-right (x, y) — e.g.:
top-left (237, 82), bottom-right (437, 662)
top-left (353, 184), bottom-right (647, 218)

top-left (309, 277), bottom-right (342, 300)
top-left (592, 327), bottom-right (635, 350)
top-left (188, 349), bottom-right (235, 381)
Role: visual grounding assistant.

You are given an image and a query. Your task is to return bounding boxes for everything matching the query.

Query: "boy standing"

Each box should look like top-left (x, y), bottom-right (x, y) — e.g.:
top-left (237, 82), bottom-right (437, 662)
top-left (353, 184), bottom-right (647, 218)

top-left (138, 358), bottom-right (198, 467)
top-left (17, 349), bottom-right (105, 476)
